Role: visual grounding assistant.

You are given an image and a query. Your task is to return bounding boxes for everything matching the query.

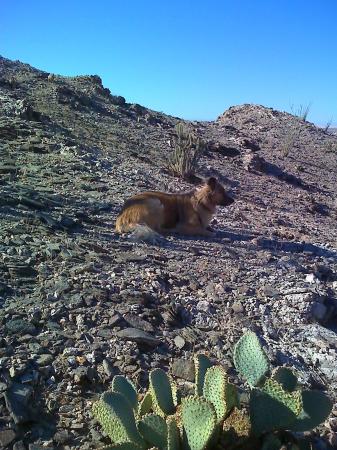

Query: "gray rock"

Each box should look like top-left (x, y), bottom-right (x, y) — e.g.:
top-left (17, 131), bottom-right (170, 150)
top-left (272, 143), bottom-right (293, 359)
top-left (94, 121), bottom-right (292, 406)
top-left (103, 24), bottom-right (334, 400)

top-left (54, 429), bottom-right (71, 445)
top-left (4, 382), bottom-right (34, 424)
top-left (5, 319), bottom-right (36, 335)
top-left (232, 301), bottom-right (244, 313)
top-left (13, 441), bottom-right (26, 450)
top-left (311, 302), bottom-right (328, 321)
top-left (117, 328), bottom-right (161, 347)
top-left (36, 353), bottom-right (54, 366)
top-left (0, 429), bottom-right (16, 447)
top-left (73, 366), bottom-right (97, 383)
top-left (171, 359), bottom-right (195, 381)
top-left (174, 335), bottom-right (186, 349)
top-left (124, 313), bottom-right (155, 333)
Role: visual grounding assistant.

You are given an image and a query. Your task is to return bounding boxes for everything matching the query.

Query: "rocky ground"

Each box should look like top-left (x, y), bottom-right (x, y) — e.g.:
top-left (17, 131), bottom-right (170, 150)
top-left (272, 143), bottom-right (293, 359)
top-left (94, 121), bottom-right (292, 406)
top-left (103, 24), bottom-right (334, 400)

top-left (0, 55), bottom-right (337, 449)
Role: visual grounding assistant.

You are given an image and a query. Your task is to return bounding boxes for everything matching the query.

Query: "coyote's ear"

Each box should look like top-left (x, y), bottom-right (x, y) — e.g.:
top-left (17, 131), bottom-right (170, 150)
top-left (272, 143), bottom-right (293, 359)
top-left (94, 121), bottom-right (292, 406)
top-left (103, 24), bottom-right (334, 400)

top-left (207, 177), bottom-right (217, 190)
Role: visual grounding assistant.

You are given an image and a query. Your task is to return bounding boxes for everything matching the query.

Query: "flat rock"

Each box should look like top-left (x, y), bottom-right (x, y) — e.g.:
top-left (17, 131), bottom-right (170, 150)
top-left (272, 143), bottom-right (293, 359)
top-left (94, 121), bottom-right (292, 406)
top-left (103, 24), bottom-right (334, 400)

top-left (117, 327), bottom-right (160, 347)
top-left (0, 429), bottom-right (17, 447)
top-left (5, 319), bottom-right (37, 336)
top-left (171, 358), bottom-right (195, 381)
top-left (124, 313), bottom-right (155, 333)
top-left (4, 382), bottom-right (34, 424)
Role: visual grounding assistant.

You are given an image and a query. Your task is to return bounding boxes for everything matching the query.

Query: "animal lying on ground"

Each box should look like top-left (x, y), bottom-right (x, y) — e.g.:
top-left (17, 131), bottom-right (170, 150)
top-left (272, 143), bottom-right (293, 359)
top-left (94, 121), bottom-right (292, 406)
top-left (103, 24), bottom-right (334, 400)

top-left (115, 177), bottom-right (234, 237)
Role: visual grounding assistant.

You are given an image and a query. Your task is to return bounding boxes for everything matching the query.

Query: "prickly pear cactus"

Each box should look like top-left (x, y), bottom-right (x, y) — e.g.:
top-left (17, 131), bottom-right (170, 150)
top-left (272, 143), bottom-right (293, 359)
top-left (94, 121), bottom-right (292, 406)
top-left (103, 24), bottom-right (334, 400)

top-left (92, 392), bottom-right (145, 447)
top-left (138, 413), bottom-right (167, 448)
top-left (290, 390), bottom-right (333, 432)
top-left (260, 433), bottom-right (283, 450)
top-left (138, 391), bottom-right (153, 418)
top-left (149, 368), bottom-right (176, 417)
top-left (205, 375), bottom-right (239, 424)
top-left (167, 416), bottom-right (181, 450)
top-left (194, 353), bottom-right (213, 396)
top-left (100, 444), bottom-right (144, 450)
top-left (112, 375), bottom-right (138, 411)
top-left (233, 331), bottom-right (269, 387)
top-left (180, 396), bottom-right (217, 450)
top-left (92, 331), bottom-right (333, 450)
top-left (272, 367), bottom-right (298, 392)
top-left (202, 366), bottom-right (228, 423)
top-left (250, 379), bottom-right (302, 435)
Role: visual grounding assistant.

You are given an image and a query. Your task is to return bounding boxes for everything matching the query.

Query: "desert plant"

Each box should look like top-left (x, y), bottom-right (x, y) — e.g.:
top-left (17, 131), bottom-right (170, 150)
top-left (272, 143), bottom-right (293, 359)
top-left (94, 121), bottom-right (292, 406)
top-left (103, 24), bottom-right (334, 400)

top-left (92, 331), bottom-right (332, 450)
top-left (290, 103), bottom-right (311, 121)
top-left (279, 123), bottom-right (299, 157)
top-left (167, 122), bottom-right (205, 179)
top-left (324, 118), bottom-right (333, 134)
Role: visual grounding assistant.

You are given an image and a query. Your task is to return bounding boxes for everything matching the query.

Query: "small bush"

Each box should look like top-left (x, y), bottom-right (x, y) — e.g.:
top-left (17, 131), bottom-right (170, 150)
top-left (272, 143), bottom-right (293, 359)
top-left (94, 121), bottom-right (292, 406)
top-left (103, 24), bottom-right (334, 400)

top-left (290, 103), bottom-right (311, 121)
top-left (167, 122), bottom-right (205, 179)
top-left (323, 118), bottom-right (332, 134)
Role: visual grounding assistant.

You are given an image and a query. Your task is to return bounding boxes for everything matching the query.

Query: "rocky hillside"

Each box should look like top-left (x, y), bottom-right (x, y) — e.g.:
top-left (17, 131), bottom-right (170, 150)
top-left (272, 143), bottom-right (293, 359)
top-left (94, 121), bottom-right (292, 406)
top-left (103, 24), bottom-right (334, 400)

top-left (1, 55), bottom-right (337, 449)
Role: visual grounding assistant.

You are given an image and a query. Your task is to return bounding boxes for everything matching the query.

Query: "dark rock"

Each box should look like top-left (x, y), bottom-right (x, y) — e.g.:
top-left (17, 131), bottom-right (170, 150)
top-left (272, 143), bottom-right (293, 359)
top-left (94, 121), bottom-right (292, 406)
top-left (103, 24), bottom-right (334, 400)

top-left (53, 429), bottom-right (71, 444)
top-left (0, 429), bottom-right (16, 447)
top-left (13, 441), bottom-right (26, 450)
top-left (124, 313), bottom-right (155, 333)
top-left (117, 328), bottom-right (161, 347)
top-left (5, 319), bottom-right (37, 335)
top-left (4, 382), bottom-right (34, 424)
top-left (73, 366), bottom-right (97, 383)
top-left (35, 353), bottom-right (54, 366)
top-left (171, 359), bottom-right (195, 381)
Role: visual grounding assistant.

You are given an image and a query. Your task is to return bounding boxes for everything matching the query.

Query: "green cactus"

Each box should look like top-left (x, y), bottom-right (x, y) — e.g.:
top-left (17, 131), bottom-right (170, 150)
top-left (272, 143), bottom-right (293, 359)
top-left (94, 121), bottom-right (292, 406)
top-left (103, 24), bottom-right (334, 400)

top-left (139, 391), bottom-right (153, 417)
top-left (262, 378), bottom-right (303, 416)
top-left (112, 375), bottom-right (138, 411)
top-left (290, 390), bottom-right (333, 432)
top-left (150, 368), bottom-right (176, 417)
top-left (250, 379), bottom-right (302, 435)
top-left (100, 444), bottom-right (144, 450)
top-left (167, 416), bottom-right (181, 450)
top-left (138, 413), bottom-right (168, 449)
top-left (194, 354), bottom-right (213, 396)
top-left (180, 396), bottom-right (217, 450)
top-left (233, 331), bottom-right (269, 387)
top-left (92, 392), bottom-right (145, 447)
top-left (202, 366), bottom-right (228, 423)
top-left (167, 122), bottom-right (205, 179)
top-left (272, 367), bottom-right (298, 392)
top-left (261, 433), bottom-right (283, 450)
top-left (92, 331), bottom-right (333, 450)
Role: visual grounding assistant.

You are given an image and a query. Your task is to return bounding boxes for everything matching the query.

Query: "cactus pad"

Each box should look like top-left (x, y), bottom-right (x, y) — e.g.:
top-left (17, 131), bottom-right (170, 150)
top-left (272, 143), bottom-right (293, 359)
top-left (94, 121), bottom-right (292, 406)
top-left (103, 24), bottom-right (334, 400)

top-left (272, 367), bottom-right (298, 392)
top-left (100, 444), bottom-right (143, 450)
top-left (290, 390), bottom-right (333, 432)
top-left (92, 392), bottom-right (144, 446)
top-left (262, 378), bottom-right (302, 416)
top-left (180, 396), bottom-right (217, 450)
top-left (138, 391), bottom-right (152, 417)
top-left (194, 353), bottom-right (213, 396)
top-left (203, 366), bottom-right (228, 423)
top-left (112, 375), bottom-right (138, 411)
top-left (138, 413), bottom-right (167, 449)
top-left (233, 331), bottom-right (269, 386)
top-left (150, 368), bottom-right (175, 417)
top-left (250, 379), bottom-right (302, 435)
top-left (261, 433), bottom-right (283, 450)
top-left (167, 416), bottom-right (181, 450)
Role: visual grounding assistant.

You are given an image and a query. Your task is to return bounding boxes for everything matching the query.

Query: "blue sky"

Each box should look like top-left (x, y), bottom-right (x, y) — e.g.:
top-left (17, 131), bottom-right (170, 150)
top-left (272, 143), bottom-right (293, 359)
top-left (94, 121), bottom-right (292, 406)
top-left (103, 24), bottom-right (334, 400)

top-left (1, 0), bottom-right (337, 125)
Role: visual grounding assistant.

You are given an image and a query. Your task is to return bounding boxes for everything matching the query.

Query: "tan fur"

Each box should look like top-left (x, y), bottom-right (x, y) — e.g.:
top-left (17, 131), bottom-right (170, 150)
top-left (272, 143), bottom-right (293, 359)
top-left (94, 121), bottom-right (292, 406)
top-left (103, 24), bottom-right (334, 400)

top-left (115, 177), bottom-right (234, 237)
